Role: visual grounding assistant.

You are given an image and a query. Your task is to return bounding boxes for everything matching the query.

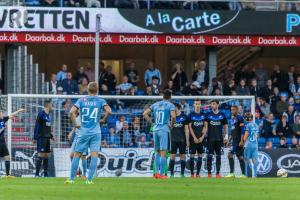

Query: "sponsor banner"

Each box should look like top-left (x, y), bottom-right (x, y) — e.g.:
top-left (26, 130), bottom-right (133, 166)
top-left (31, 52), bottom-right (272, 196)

top-left (0, 32), bottom-right (299, 46)
top-left (53, 148), bottom-right (242, 177)
top-left (258, 149), bottom-right (300, 177)
top-left (1, 7), bottom-right (300, 35)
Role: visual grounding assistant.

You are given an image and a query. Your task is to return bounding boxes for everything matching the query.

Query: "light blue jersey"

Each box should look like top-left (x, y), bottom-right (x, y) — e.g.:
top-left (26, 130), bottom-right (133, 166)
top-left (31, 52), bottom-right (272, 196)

top-left (75, 96), bottom-right (107, 136)
top-left (150, 100), bottom-right (175, 132)
top-left (150, 100), bottom-right (175, 151)
top-left (244, 122), bottom-right (259, 148)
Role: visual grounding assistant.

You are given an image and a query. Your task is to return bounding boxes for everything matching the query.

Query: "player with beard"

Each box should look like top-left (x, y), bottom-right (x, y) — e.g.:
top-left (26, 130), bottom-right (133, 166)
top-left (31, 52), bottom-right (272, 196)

top-left (188, 99), bottom-right (206, 178)
top-left (225, 106), bottom-right (246, 178)
top-left (205, 100), bottom-right (228, 178)
top-left (169, 103), bottom-right (189, 178)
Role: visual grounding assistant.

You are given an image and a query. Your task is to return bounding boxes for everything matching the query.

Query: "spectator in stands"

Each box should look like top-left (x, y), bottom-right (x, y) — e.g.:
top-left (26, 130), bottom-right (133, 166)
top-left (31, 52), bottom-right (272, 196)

top-left (61, 99), bottom-right (72, 142)
top-left (102, 139), bottom-right (109, 148)
top-left (288, 65), bottom-right (297, 85)
top-left (261, 79), bottom-right (274, 103)
top-left (85, 0), bottom-right (101, 7)
top-left (49, 74), bottom-right (58, 94)
top-left (85, 63), bottom-right (94, 82)
top-left (236, 79), bottom-right (250, 95)
top-left (275, 93), bottom-right (289, 117)
top-left (56, 64), bottom-right (67, 83)
top-left (279, 137), bottom-right (288, 148)
top-left (108, 127), bottom-right (120, 148)
top-left (249, 78), bottom-right (260, 97)
top-left (270, 86), bottom-right (281, 114)
top-left (271, 65), bottom-right (289, 91)
top-left (291, 137), bottom-right (299, 149)
top-left (61, 72), bottom-right (79, 95)
top-left (182, 81), bottom-right (201, 96)
top-left (201, 87), bottom-right (208, 96)
top-left (255, 63), bottom-right (269, 88)
top-left (125, 62), bottom-right (139, 88)
top-left (258, 97), bottom-right (271, 117)
top-left (144, 61), bottom-right (161, 86)
top-left (118, 75), bottom-right (133, 95)
top-left (79, 77), bottom-right (88, 95)
top-left (98, 62), bottom-right (106, 88)
top-left (179, 99), bottom-right (190, 115)
top-left (208, 78), bottom-right (223, 95)
top-left (276, 115), bottom-right (292, 138)
top-left (99, 84), bottom-right (110, 95)
top-left (213, 88), bottom-right (222, 96)
top-left (290, 75), bottom-right (300, 96)
top-left (74, 66), bottom-right (89, 84)
top-left (102, 65), bottom-right (116, 93)
top-left (149, 76), bottom-right (160, 96)
top-left (192, 60), bottom-right (209, 87)
top-left (261, 113), bottom-right (277, 138)
top-left (145, 86), bottom-right (153, 96)
top-left (121, 121), bottom-right (133, 147)
top-left (223, 79), bottom-right (235, 96)
top-left (291, 115), bottom-right (300, 138)
top-left (52, 87), bottom-right (64, 106)
top-left (283, 105), bottom-right (299, 125)
top-left (288, 96), bottom-right (295, 106)
top-left (116, 115), bottom-right (125, 133)
top-left (65, 0), bottom-right (84, 6)
top-left (164, 80), bottom-right (174, 94)
top-left (294, 96), bottom-right (300, 112)
top-left (131, 116), bottom-right (143, 142)
top-left (137, 135), bottom-right (149, 148)
top-left (41, 0), bottom-right (59, 6)
top-left (235, 64), bottom-right (250, 84)
top-left (222, 61), bottom-right (234, 82)
top-left (265, 141), bottom-right (273, 149)
top-left (171, 63), bottom-right (187, 94)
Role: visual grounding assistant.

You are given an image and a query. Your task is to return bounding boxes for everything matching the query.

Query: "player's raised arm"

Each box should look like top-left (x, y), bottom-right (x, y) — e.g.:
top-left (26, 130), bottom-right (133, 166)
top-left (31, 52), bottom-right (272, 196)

top-left (100, 105), bottom-right (112, 124)
top-left (9, 108), bottom-right (26, 119)
top-left (70, 106), bottom-right (80, 128)
top-left (143, 108), bottom-right (153, 125)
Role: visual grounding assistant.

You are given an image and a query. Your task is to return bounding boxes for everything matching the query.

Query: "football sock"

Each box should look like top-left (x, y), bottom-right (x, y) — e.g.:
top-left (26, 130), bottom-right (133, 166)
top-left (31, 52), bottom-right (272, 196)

top-left (196, 157), bottom-right (202, 175)
top-left (70, 156), bottom-right (80, 181)
top-left (82, 159), bottom-right (87, 177)
top-left (5, 161), bottom-right (10, 176)
top-left (169, 159), bottom-right (175, 175)
top-left (88, 157), bottom-right (98, 181)
top-left (180, 160), bottom-right (186, 175)
top-left (190, 157), bottom-right (195, 175)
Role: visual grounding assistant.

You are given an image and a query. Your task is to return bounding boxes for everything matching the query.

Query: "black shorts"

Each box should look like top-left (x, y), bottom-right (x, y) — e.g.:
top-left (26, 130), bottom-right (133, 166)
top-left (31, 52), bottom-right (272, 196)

top-left (207, 140), bottom-right (223, 156)
top-left (0, 140), bottom-right (9, 157)
top-left (189, 141), bottom-right (204, 155)
top-left (37, 138), bottom-right (51, 153)
top-left (170, 141), bottom-right (186, 154)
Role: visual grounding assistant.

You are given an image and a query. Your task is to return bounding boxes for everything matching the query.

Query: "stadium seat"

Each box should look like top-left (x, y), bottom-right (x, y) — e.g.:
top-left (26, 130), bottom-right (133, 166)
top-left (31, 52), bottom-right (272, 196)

top-left (136, 90), bottom-right (145, 96)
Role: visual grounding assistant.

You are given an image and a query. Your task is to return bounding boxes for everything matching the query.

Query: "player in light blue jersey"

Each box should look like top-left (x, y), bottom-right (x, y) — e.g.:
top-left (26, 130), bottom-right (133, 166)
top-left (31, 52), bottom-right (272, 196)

top-left (65, 82), bottom-right (112, 185)
top-left (243, 112), bottom-right (259, 178)
top-left (143, 90), bottom-right (176, 179)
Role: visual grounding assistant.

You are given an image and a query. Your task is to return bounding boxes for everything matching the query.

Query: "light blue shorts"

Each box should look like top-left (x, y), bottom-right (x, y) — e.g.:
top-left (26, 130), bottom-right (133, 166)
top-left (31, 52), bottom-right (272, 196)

top-left (71, 134), bottom-right (88, 156)
top-left (244, 146), bottom-right (258, 160)
top-left (154, 130), bottom-right (170, 151)
top-left (74, 134), bottom-right (100, 153)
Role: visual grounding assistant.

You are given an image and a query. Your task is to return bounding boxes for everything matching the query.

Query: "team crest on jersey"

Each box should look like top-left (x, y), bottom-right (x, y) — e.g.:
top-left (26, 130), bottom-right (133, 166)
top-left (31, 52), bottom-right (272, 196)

top-left (83, 98), bottom-right (87, 102)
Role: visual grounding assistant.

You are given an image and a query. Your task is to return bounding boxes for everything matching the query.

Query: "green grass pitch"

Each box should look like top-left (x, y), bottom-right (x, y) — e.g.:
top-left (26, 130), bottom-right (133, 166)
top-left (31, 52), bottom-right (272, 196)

top-left (0, 177), bottom-right (298, 200)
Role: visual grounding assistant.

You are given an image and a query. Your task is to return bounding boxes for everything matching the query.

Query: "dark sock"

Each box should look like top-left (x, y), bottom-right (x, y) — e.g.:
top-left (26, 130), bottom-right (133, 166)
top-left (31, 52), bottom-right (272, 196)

top-left (5, 161), bottom-right (10, 176)
top-left (189, 157), bottom-right (195, 175)
top-left (180, 160), bottom-right (186, 175)
top-left (43, 158), bottom-right (49, 177)
top-left (196, 157), bottom-right (202, 175)
top-left (229, 157), bottom-right (234, 173)
top-left (169, 159), bottom-right (175, 176)
top-left (207, 155), bottom-right (212, 174)
top-left (239, 159), bottom-right (245, 175)
top-left (35, 157), bottom-right (42, 176)
top-left (216, 155), bottom-right (221, 174)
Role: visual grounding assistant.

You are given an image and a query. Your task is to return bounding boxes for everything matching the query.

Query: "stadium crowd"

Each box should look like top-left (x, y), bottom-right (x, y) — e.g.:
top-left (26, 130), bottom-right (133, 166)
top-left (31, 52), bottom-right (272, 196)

top-left (49, 61), bottom-right (300, 149)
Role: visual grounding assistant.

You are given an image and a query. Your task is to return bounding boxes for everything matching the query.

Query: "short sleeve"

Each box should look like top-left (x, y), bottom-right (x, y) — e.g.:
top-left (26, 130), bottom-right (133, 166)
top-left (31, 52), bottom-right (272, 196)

top-left (149, 104), bottom-right (154, 111)
top-left (169, 103), bottom-right (175, 111)
top-left (101, 99), bottom-right (108, 108)
top-left (74, 98), bottom-right (82, 109)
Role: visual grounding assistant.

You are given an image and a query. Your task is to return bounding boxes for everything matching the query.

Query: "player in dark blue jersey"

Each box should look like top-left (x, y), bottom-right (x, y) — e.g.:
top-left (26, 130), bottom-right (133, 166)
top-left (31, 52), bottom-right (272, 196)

top-left (0, 108), bottom-right (25, 178)
top-left (226, 106), bottom-right (246, 178)
top-left (143, 90), bottom-right (176, 179)
top-left (205, 100), bottom-right (228, 178)
top-left (188, 99), bottom-right (206, 178)
top-left (34, 101), bottom-right (54, 177)
top-left (65, 82), bottom-right (112, 184)
top-left (169, 103), bottom-right (189, 178)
